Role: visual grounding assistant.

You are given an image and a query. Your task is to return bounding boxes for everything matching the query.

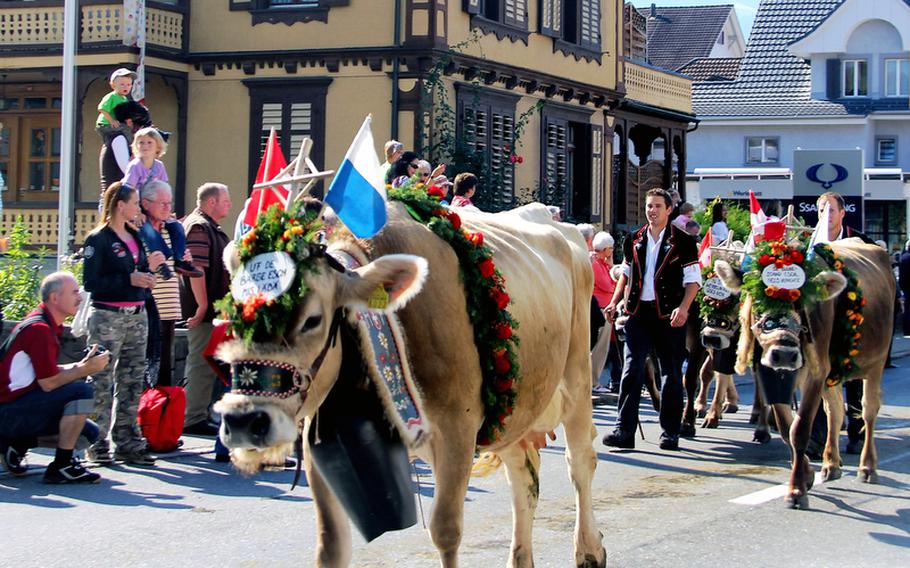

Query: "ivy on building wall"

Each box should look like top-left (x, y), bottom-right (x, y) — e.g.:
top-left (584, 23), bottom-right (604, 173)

top-left (416, 34), bottom-right (543, 213)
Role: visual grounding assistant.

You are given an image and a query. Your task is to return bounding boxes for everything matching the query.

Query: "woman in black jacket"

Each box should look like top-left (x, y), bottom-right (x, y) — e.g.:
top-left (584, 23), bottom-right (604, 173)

top-left (83, 182), bottom-right (164, 466)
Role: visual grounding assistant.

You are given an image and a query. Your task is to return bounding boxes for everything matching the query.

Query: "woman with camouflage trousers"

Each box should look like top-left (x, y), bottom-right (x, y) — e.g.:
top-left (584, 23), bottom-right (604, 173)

top-left (82, 182), bottom-right (164, 466)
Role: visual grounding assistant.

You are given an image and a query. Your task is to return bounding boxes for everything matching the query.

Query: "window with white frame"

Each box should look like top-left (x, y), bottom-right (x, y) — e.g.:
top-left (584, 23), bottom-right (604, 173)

top-left (746, 137), bottom-right (779, 164)
top-left (884, 59), bottom-right (909, 97)
top-left (843, 60), bottom-right (868, 97)
top-left (876, 137), bottom-right (897, 164)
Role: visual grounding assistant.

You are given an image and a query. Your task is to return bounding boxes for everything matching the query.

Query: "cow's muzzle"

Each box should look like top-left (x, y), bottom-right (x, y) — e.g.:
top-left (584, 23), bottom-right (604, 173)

top-left (222, 411), bottom-right (272, 448)
top-left (702, 332), bottom-right (731, 350)
top-left (764, 345), bottom-right (803, 371)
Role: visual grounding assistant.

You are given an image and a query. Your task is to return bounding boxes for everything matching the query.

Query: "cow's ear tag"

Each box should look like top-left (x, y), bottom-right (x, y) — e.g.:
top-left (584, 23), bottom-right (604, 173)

top-left (368, 285), bottom-right (390, 310)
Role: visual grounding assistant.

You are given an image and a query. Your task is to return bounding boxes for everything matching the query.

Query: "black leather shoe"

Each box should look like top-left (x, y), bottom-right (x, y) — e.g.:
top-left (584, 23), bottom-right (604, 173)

top-left (602, 430), bottom-right (635, 449)
top-left (183, 420), bottom-right (219, 437)
top-left (659, 433), bottom-right (680, 451)
top-left (175, 260), bottom-right (204, 278)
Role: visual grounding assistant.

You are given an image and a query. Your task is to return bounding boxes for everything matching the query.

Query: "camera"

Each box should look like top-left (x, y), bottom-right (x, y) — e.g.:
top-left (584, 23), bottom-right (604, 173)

top-left (84, 344), bottom-right (108, 356)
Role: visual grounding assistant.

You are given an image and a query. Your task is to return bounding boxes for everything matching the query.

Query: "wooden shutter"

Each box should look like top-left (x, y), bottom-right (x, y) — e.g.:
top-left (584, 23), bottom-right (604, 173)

top-left (579, 0), bottom-right (600, 52)
top-left (543, 116), bottom-right (569, 206)
top-left (464, 0), bottom-right (481, 15)
top-left (826, 58), bottom-right (841, 99)
top-left (489, 106), bottom-right (516, 209)
top-left (504, 0), bottom-right (528, 29)
top-left (590, 124), bottom-right (603, 223)
top-left (539, 0), bottom-right (563, 38)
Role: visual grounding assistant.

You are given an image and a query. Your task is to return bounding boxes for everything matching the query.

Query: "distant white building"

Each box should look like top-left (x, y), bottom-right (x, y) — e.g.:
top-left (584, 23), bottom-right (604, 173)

top-left (688, 0), bottom-right (910, 251)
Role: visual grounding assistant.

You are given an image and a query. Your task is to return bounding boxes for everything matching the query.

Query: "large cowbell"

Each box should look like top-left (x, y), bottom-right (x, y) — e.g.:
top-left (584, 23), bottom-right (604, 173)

top-left (307, 325), bottom-right (416, 542)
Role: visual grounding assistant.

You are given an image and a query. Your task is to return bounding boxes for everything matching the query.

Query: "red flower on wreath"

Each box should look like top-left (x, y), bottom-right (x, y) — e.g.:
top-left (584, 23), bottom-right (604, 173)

top-left (791, 250), bottom-right (805, 264)
top-left (446, 211), bottom-right (462, 230)
top-left (479, 258), bottom-right (496, 279)
top-left (491, 288), bottom-right (510, 310)
top-left (467, 231), bottom-right (484, 247)
top-left (494, 322), bottom-right (513, 340)
top-left (427, 185), bottom-right (446, 199)
top-left (494, 377), bottom-right (513, 393)
top-left (759, 254), bottom-right (772, 266)
top-left (492, 348), bottom-right (511, 375)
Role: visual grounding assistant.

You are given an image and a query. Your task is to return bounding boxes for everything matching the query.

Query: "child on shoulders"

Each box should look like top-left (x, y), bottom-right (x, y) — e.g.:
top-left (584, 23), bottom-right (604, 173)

top-left (122, 127), bottom-right (202, 280)
top-left (96, 68), bottom-right (136, 144)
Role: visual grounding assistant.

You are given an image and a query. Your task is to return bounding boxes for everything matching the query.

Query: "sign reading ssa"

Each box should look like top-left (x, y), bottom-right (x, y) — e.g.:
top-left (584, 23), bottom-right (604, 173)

top-left (231, 251), bottom-right (297, 301)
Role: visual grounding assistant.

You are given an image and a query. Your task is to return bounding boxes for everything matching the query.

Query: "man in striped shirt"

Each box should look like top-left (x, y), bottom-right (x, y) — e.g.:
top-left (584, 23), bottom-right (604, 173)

top-left (141, 181), bottom-right (186, 386)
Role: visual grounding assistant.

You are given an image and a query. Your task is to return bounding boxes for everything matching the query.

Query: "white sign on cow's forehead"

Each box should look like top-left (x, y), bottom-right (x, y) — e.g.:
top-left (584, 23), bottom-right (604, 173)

top-left (703, 276), bottom-right (732, 301)
top-left (761, 264), bottom-right (806, 290)
top-left (231, 251), bottom-right (297, 302)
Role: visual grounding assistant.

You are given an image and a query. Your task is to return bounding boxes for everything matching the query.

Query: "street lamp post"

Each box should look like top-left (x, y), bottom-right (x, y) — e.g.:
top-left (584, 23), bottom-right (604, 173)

top-left (57, 0), bottom-right (78, 268)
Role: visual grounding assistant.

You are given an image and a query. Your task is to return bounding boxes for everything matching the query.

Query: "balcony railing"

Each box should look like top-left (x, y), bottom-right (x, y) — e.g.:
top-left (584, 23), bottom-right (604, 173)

top-left (0, 207), bottom-right (99, 249)
top-left (624, 61), bottom-right (693, 115)
top-left (0, 1), bottom-right (185, 54)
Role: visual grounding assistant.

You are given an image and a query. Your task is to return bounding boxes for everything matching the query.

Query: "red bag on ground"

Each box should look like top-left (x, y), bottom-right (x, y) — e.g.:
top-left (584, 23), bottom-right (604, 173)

top-left (138, 386), bottom-right (186, 452)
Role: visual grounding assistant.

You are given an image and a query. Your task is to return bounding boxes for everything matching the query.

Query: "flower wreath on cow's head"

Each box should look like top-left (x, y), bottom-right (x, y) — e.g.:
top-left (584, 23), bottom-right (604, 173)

top-left (740, 239), bottom-right (865, 385)
top-left (216, 200), bottom-right (327, 346)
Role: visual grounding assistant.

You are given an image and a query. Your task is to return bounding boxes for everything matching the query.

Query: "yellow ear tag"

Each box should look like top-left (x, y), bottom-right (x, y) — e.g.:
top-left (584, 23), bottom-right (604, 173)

top-left (367, 285), bottom-right (390, 310)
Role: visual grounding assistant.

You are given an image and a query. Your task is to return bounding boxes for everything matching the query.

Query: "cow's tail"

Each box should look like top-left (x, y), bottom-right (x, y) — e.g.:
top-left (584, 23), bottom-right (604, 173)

top-left (735, 294), bottom-right (754, 376)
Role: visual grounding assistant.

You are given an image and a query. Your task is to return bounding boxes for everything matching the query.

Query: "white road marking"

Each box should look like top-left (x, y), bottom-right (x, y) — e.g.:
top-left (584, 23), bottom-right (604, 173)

top-left (729, 447), bottom-right (910, 506)
top-left (729, 472), bottom-right (824, 506)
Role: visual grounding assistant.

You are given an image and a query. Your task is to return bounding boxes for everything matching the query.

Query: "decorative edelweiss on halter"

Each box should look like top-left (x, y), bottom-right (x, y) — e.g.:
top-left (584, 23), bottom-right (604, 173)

top-left (238, 366), bottom-right (258, 388)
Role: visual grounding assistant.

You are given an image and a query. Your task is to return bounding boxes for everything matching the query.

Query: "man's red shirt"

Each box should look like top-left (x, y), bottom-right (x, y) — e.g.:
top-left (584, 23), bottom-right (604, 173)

top-left (0, 304), bottom-right (62, 402)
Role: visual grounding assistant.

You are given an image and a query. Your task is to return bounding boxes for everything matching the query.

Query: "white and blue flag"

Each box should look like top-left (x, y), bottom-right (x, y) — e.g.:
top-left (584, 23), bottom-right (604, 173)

top-left (325, 116), bottom-right (387, 238)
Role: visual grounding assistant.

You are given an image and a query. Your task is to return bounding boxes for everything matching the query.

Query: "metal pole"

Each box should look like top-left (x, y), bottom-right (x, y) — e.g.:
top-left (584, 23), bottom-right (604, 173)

top-left (58, 0), bottom-right (78, 268)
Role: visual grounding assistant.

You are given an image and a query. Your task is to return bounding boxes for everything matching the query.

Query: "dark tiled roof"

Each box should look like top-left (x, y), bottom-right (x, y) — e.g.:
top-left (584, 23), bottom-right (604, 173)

top-left (678, 57), bottom-right (742, 81)
top-left (646, 5), bottom-right (733, 71)
top-left (691, 0), bottom-right (910, 118)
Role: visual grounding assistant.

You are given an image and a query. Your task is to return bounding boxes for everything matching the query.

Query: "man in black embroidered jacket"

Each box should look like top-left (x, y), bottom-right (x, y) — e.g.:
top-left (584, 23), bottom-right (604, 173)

top-left (603, 189), bottom-right (701, 451)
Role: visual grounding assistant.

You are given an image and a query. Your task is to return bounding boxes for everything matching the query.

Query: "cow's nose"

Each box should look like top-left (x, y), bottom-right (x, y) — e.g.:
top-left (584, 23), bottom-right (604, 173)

top-left (223, 411), bottom-right (271, 445)
top-left (702, 335), bottom-right (721, 349)
top-left (770, 349), bottom-right (798, 368)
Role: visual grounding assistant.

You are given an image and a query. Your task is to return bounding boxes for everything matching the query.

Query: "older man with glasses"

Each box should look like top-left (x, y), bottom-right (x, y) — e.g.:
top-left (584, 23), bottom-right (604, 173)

top-left (140, 180), bottom-right (189, 387)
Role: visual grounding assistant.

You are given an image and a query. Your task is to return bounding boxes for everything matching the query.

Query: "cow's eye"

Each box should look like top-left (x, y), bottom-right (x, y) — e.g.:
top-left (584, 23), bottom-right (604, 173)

top-left (718, 320), bottom-right (729, 329)
top-left (301, 315), bottom-right (323, 332)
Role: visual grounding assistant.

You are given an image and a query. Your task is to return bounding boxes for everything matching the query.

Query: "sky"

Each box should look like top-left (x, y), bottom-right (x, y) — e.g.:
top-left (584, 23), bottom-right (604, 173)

top-left (632, 0), bottom-right (760, 41)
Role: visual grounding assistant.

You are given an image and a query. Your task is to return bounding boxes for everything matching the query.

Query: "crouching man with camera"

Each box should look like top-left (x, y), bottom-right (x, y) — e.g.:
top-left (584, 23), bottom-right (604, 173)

top-left (0, 272), bottom-right (110, 483)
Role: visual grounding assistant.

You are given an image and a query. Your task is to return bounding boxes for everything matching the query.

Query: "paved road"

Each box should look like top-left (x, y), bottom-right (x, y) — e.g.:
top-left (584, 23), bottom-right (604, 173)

top-left (2, 358), bottom-right (909, 567)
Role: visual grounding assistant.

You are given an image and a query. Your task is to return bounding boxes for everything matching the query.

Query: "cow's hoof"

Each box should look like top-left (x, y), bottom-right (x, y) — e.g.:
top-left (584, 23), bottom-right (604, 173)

top-left (858, 468), bottom-right (879, 484)
top-left (702, 415), bottom-right (720, 429)
top-left (788, 491), bottom-right (810, 510)
top-left (680, 423), bottom-right (696, 438)
top-left (577, 548), bottom-right (607, 568)
top-left (723, 403), bottom-right (739, 414)
top-left (821, 465), bottom-right (842, 482)
top-left (752, 429), bottom-right (771, 444)
top-left (696, 408), bottom-right (707, 419)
